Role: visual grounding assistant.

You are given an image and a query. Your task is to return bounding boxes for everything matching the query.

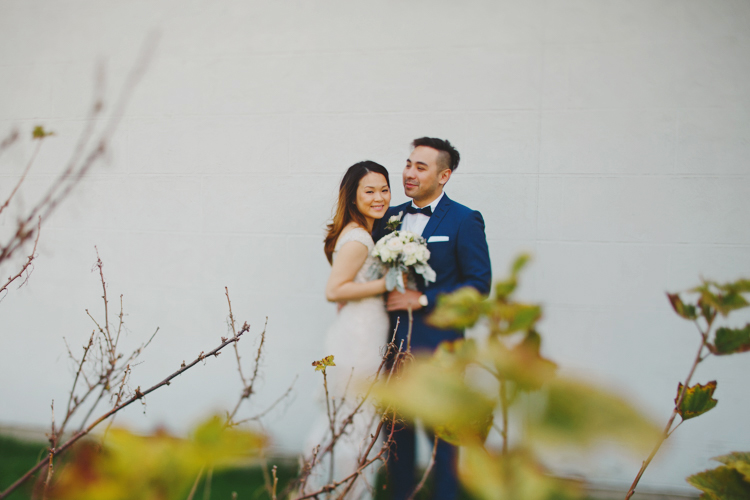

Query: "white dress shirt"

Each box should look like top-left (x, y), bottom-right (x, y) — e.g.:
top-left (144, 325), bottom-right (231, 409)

top-left (400, 191), bottom-right (445, 237)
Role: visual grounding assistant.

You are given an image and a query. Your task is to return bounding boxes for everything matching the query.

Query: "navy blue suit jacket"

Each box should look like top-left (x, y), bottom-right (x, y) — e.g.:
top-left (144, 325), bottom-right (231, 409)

top-left (372, 194), bottom-right (492, 352)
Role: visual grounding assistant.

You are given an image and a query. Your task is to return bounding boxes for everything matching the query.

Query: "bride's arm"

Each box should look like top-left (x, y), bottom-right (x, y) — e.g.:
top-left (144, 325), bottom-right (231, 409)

top-left (325, 241), bottom-right (387, 302)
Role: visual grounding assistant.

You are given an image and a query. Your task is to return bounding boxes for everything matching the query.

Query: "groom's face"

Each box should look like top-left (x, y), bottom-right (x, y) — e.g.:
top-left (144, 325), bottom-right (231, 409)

top-left (403, 146), bottom-right (451, 205)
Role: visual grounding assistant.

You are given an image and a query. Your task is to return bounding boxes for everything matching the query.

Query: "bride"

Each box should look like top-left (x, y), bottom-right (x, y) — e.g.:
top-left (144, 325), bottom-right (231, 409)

top-left (307, 161), bottom-right (391, 499)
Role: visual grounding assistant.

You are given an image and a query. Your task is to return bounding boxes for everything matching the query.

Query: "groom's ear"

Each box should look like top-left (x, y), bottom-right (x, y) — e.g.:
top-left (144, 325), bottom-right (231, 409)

top-left (438, 168), bottom-right (452, 186)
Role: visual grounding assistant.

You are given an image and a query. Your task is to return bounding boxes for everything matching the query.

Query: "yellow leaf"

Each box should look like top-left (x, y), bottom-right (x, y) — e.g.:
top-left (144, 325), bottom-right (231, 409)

top-left (460, 446), bottom-right (583, 500)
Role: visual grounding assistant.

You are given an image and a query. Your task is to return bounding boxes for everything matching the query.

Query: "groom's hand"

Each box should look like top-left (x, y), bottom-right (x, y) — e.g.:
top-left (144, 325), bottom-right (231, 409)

top-left (386, 289), bottom-right (423, 311)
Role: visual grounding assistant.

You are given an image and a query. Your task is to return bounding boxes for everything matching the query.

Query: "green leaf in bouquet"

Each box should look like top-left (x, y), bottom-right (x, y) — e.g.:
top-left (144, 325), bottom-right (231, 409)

top-left (711, 325), bottom-right (750, 355)
top-left (687, 465), bottom-right (750, 500)
top-left (676, 381), bottom-right (718, 421)
top-left (527, 378), bottom-right (660, 454)
top-left (667, 293), bottom-right (698, 320)
top-left (374, 356), bottom-right (495, 444)
top-left (485, 332), bottom-right (557, 392)
top-left (428, 286), bottom-right (485, 330)
top-left (460, 446), bottom-right (583, 500)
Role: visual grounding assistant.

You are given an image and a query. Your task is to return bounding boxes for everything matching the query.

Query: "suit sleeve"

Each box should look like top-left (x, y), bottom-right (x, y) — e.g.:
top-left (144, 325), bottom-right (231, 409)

top-left (422, 210), bottom-right (492, 310)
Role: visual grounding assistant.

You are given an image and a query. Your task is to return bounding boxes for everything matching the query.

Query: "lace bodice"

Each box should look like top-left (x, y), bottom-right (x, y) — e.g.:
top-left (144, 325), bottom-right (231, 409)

top-left (333, 227), bottom-right (378, 284)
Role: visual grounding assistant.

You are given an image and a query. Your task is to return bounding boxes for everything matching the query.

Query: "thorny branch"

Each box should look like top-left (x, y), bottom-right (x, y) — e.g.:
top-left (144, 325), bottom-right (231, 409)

top-left (223, 288), bottom-right (295, 499)
top-left (289, 318), bottom-right (410, 500)
top-left (0, 217), bottom-right (41, 300)
top-left (0, 130), bottom-right (37, 214)
top-left (0, 324), bottom-right (249, 500)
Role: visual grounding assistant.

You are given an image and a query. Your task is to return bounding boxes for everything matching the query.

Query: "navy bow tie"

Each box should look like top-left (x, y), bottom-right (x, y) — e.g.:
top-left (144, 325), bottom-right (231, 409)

top-left (406, 205), bottom-right (432, 217)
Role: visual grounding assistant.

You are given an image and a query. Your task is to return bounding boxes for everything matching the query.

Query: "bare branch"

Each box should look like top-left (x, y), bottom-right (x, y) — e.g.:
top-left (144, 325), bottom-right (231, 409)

top-left (0, 325), bottom-right (248, 500)
top-left (407, 434), bottom-right (438, 500)
top-left (0, 217), bottom-right (41, 299)
top-left (0, 128), bottom-right (19, 158)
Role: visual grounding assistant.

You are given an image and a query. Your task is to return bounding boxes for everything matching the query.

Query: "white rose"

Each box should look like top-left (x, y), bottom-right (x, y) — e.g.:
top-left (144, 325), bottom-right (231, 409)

top-left (386, 237), bottom-right (404, 252)
top-left (379, 248), bottom-right (393, 262)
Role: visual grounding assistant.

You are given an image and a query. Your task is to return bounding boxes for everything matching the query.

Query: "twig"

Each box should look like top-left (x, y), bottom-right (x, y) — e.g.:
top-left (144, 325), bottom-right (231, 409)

top-left (186, 466), bottom-right (205, 500)
top-left (297, 410), bottom-right (395, 500)
top-left (286, 330), bottom-right (403, 500)
top-left (0, 326), bottom-right (248, 500)
top-left (59, 331), bottom-right (96, 434)
top-left (272, 465), bottom-right (279, 500)
top-left (499, 378), bottom-right (509, 455)
top-left (203, 467), bottom-right (213, 500)
top-left (0, 136), bottom-right (42, 216)
top-left (232, 375), bottom-right (298, 425)
top-left (407, 434), bottom-right (438, 500)
top-left (42, 401), bottom-right (56, 500)
top-left (624, 319), bottom-right (712, 500)
top-left (0, 217), bottom-right (41, 298)
top-left (0, 128), bottom-right (19, 159)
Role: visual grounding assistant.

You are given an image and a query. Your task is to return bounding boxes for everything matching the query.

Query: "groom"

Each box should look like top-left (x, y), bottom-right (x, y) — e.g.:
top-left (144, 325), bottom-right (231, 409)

top-left (372, 137), bottom-right (492, 500)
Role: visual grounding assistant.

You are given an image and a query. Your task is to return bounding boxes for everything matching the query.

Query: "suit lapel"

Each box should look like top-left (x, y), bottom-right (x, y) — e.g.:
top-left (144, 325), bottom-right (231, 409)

top-left (421, 194), bottom-right (451, 241)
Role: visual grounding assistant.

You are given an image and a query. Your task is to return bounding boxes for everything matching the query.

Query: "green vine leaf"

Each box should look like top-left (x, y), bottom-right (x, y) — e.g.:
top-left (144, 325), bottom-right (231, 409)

top-left (460, 446), bottom-right (582, 500)
top-left (428, 287), bottom-right (485, 330)
top-left (687, 465), bottom-right (750, 500)
top-left (676, 381), bottom-right (718, 421)
top-left (374, 357), bottom-right (496, 445)
top-left (716, 279), bottom-right (750, 294)
top-left (527, 378), bottom-right (660, 453)
top-left (698, 289), bottom-right (749, 317)
top-left (712, 325), bottom-right (750, 355)
top-left (713, 452), bottom-right (750, 483)
top-left (667, 293), bottom-right (698, 320)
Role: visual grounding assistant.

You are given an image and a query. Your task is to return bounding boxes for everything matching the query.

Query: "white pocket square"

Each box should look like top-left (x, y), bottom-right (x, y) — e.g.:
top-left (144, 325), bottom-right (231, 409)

top-left (427, 235), bottom-right (449, 243)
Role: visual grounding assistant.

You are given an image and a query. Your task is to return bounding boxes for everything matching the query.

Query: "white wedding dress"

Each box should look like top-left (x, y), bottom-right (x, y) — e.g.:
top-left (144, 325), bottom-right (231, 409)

top-left (306, 227), bottom-right (390, 500)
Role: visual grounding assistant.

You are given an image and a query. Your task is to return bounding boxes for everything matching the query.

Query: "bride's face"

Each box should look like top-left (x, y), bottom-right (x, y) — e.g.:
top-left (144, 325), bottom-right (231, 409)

top-left (355, 172), bottom-right (390, 222)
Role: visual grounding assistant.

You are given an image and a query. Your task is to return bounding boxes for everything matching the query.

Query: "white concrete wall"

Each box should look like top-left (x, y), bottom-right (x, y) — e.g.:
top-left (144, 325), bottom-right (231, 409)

top-left (1, 0), bottom-right (749, 493)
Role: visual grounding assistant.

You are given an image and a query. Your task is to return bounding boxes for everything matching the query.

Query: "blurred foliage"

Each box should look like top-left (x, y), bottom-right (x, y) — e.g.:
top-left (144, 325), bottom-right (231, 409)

top-left (47, 416), bottom-right (265, 500)
top-left (0, 436), bottom-right (48, 500)
top-left (376, 255), bottom-right (660, 500)
top-left (687, 452), bottom-right (750, 500)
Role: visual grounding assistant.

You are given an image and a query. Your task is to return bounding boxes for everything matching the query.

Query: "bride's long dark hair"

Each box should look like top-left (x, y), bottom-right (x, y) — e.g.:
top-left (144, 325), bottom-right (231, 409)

top-left (324, 161), bottom-right (390, 264)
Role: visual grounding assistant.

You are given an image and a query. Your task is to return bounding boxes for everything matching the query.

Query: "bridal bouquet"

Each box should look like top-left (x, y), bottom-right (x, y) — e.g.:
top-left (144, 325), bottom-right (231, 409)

top-left (371, 231), bottom-right (436, 293)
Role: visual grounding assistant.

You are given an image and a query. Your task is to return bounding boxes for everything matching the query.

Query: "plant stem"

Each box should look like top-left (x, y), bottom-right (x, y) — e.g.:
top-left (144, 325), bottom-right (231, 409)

top-left (624, 323), bottom-right (709, 500)
top-left (499, 378), bottom-right (509, 455)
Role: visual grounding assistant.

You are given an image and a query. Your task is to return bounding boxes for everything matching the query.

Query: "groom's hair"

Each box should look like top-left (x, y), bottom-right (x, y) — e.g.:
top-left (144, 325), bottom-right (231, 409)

top-left (412, 137), bottom-right (460, 172)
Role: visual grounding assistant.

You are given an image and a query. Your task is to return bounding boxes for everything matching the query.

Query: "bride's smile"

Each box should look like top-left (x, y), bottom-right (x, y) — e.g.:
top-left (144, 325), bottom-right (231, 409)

top-left (355, 171), bottom-right (391, 229)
